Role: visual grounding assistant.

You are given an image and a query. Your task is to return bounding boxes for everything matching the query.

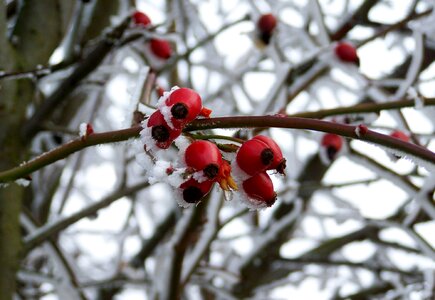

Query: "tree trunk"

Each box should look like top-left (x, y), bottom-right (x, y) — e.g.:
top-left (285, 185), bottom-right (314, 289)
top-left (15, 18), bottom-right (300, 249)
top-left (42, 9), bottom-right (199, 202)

top-left (0, 1), bottom-right (65, 298)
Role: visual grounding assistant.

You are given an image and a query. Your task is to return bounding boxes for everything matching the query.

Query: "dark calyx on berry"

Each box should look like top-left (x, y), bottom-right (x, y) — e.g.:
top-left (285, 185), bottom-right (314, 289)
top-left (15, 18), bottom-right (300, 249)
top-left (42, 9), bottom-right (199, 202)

top-left (326, 146), bottom-right (338, 161)
top-left (259, 32), bottom-right (272, 45)
top-left (276, 159), bottom-right (287, 174)
top-left (266, 194), bottom-right (277, 207)
top-left (171, 103), bottom-right (188, 119)
top-left (151, 125), bottom-right (170, 142)
top-left (260, 148), bottom-right (274, 165)
top-left (204, 164), bottom-right (219, 180)
top-left (183, 186), bottom-right (204, 203)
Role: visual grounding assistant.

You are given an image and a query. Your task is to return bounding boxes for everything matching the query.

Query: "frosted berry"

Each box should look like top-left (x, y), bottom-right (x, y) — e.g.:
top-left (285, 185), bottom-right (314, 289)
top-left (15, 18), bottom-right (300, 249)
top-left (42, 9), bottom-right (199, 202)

top-left (150, 38), bottom-right (172, 59)
top-left (180, 178), bottom-right (214, 203)
top-left (321, 133), bottom-right (343, 160)
top-left (390, 130), bottom-right (409, 142)
top-left (236, 138), bottom-right (274, 176)
top-left (185, 140), bottom-right (223, 180)
top-left (335, 42), bottom-right (359, 66)
top-left (253, 135), bottom-right (286, 174)
top-left (133, 11), bottom-right (151, 27)
top-left (165, 88), bottom-right (203, 128)
top-left (257, 13), bottom-right (277, 45)
top-left (147, 110), bottom-right (181, 149)
top-left (242, 172), bottom-right (276, 207)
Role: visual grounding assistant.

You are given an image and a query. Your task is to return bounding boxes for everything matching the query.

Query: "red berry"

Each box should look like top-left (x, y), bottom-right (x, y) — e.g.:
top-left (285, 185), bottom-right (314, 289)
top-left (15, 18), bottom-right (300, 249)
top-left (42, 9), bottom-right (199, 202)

top-left (242, 172), bottom-right (276, 206)
top-left (390, 130), bottom-right (409, 142)
top-left (236, 138), bottom-right (274, 176)
top-left (321, 133), bottom-right (343, 160)
top-left (147, 110), bottom-right (181, 149)
top-left (335, 42), bottom-right (359, 66)
top-left (180, 178), bottom-right (214, 203)
top-left (185, 141), bottom-right (223, 180)
top-left (257, 13), bottom-right (277, 45)
top-left (133, 11), bottom-right (151, 27)
top-left (165, 88), bottom-right (203, 128)
top-left (253, 135), bottom-right (286, 174)
top-left (150, 38), bottom-right (172, 59)
top-left (257, 13), bottom-right (277, 35)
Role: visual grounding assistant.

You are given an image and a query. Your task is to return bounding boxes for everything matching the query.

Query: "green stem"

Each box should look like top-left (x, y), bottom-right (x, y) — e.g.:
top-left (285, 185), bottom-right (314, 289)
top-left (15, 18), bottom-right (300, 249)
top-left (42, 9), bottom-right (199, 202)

top-left (1, 116), bottom-right (434, 183)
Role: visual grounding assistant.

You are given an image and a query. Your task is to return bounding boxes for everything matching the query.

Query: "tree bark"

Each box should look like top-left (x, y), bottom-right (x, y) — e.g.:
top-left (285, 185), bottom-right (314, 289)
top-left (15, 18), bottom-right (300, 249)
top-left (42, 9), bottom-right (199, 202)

top-left (0, 1), bottom-right (65, 298)
top-left (0, 2), bottom-right (22, 299)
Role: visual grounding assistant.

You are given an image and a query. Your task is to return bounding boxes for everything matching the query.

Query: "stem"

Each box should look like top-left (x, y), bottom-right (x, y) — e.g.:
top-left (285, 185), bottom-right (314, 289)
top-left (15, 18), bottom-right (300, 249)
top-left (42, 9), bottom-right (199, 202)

top-left (288, 97), bottom-right (435, 119)
top-left (1, 116), bottom-right (434, 183)
top-left (187, 133), bottom-right (245, 144)
top-left (21, 17), bottom-right (131, 140)
top-left (186, 116), bottom-right (435, 165)
top-left (357, 9), bottom-right (432, 47)
top-left (0, 126), bottom-right (140, 183)
top-left (23, 180), bottom-right (149, 251)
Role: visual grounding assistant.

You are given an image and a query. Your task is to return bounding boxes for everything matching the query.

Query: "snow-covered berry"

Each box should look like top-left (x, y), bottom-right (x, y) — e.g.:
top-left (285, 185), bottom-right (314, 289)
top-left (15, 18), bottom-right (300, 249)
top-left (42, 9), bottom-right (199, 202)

top-left (321, 133), bottom-right (343, 161)
top-left (164, 88), bottom-right (203, 128)
top-left (185, 140), bottom-right (223, 180)
top-left (146, 110), bottom-right (181, 149)
top-left (242, 172), bottom-right (276, 207)
top-left (179, 178), bottom-right (214, 204)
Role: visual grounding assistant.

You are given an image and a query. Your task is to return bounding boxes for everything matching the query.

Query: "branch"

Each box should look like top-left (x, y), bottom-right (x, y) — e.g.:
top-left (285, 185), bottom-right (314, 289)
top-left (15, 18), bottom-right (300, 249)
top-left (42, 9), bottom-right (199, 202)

top-left (130, 209), bottom-right (178, 268)
top-left (186, 116), bottom-right (435, 167)
top-left (21, 17), bottom-right (131, 140)
top-left (0, 126), bottom-right (140, 183)
top-left (23, 180), bottom-right (149, 251)
top-left (333, 282), bottom-right (394, 300)
top-left (289, 97), bottom-right (435, 119)
top-left (1, 116), bottom-right (434, 183)
top-left (278, 257), bottom-right (422, 278)
top-left (157, 204), bottom-right (207, 300)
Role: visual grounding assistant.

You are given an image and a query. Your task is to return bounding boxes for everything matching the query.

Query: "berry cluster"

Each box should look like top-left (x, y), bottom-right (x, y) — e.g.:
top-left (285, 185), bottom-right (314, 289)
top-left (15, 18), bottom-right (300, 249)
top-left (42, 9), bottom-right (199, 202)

top-left (132, 11), bottom-right (173, 60)
top-left (138, 87), bottom-right (286, 209)
top-left (141, 87), bottom-right (209, 151)
top-left (139, 87), bottom-right (233, 206)
top-left (233, 135), bottom-right (286, 208)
